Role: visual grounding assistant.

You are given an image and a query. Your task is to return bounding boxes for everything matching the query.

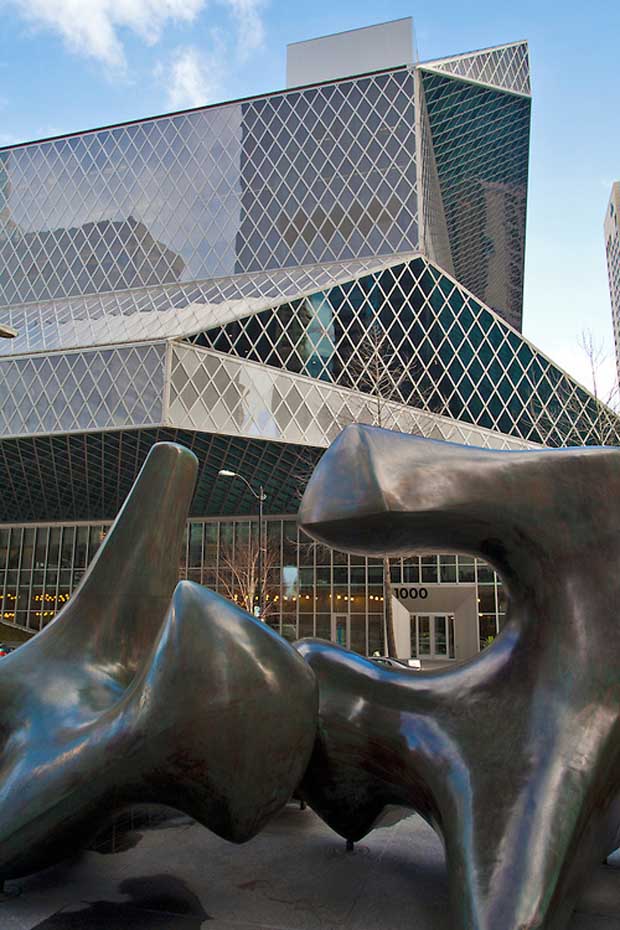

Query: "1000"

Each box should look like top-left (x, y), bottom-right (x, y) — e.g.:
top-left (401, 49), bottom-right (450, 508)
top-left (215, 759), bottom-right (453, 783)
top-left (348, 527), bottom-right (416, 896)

top-left (395, 587), bottom-right (428, 600)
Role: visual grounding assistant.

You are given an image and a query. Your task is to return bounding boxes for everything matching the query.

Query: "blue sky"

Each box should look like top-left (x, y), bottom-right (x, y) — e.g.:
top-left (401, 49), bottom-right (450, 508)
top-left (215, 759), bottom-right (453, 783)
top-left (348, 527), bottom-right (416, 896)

top-left (1, 0), bottom-right (619, 393)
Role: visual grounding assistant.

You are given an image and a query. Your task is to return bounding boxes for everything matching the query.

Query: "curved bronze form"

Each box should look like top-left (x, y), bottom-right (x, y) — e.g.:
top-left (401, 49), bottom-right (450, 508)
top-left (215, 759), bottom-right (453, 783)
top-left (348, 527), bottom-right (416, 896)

top-left (0, 442), bottom-right (317, 882)
top-left (298, 423), bottom-right (620, 930)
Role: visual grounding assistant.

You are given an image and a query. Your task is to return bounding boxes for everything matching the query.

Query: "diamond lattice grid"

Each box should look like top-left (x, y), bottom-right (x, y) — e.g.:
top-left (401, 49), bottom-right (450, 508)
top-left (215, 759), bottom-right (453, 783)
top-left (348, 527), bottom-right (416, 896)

top-left (186, 257), bottom-right (617, 447)
top-left (420, 71), bottom-right (530, 330)
top-left (0, 428), bottom-right (319, 522)
top-left (0, 68), bottom-right (419, 308)
top-left (0, 343), bottom-right (165, 437)
top-left (606, 217), bottom-right (620, 378)
top-left (234, 69), bottom-right (419, 273)
top-left (0, 106), bottom-right (244, 305)
top-left (0, 255), bottom-right (408, 356)
top-left (168, 343), bottom-right (537, 452)
top-left (417, 74), bottom-right (453, 275)
top-left (422, 43), bottom-right (531, 96)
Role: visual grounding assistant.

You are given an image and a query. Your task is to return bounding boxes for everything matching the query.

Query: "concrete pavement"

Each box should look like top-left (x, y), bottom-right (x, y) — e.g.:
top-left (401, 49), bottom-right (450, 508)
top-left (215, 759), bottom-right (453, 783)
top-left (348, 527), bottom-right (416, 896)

top-left (1, 804), bottom-right (619, 929)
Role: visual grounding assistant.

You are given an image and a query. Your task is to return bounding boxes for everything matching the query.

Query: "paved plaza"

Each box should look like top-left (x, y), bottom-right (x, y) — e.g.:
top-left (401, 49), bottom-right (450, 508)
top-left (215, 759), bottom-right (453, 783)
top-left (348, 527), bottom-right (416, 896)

top-left (1, 804), bottom-right (619, 930)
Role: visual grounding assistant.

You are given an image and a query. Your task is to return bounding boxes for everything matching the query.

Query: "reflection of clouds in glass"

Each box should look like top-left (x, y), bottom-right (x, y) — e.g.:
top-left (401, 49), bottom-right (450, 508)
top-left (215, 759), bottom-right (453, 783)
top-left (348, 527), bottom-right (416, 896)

top-left (3, 103), bottom-right (243, 286)
top-left (282, 565), bottom-right (299, 598)
top-left (235, 364), bottom-right (280, 439)
top-left (0, 68), bottom-right (421, 307)
top-left (0, 150), bottom-right (12, 233)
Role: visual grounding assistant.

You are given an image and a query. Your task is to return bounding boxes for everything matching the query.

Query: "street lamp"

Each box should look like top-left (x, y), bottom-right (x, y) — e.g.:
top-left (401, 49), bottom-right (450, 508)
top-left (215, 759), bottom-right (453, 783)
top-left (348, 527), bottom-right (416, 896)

top-left (0, 324), bottom-right (17, 339)
top-left (218, 469), bottom-right (267, 619)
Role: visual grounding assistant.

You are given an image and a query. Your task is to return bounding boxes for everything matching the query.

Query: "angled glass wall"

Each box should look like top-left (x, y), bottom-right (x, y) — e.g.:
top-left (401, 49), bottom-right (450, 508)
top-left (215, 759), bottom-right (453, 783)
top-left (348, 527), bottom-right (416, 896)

top-left (420, 70), bottom-right (530, 330)
top-left (422, 43), bottom-right (531, 96)
top-left (0, 343), bottom-right (166, 437)
top-left (187, 257), bottom-right (616, 447)
top-left (235, 68), bottom-right (418, 273)
top-left (0, 69), bottom-right (418, 308)
top-left (0, 256), bottom-right (389, 357)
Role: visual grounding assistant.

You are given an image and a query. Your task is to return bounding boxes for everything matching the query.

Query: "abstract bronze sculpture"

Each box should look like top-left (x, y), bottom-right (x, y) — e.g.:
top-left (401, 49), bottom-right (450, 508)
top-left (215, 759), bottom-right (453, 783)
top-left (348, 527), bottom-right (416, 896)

top-left (0, 442), bottom-right (317, 883)
top-left (298, 423), bottom-right (620, 930)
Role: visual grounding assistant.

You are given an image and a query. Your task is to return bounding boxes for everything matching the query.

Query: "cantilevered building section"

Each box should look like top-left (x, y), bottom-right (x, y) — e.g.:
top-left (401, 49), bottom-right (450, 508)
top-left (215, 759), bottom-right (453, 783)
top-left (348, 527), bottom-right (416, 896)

top-left (0, 20), bottom-right (616, 656)
top-left (606, 182), bottom-right (620, 377)
top-left (418, 42), bottom-right (530, 330)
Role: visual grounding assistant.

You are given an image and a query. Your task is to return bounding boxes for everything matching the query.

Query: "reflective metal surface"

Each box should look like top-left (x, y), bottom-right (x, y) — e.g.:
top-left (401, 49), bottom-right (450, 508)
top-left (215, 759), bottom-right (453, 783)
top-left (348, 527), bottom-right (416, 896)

top-left (0, 441), bottom-right (317, 882)
top-left (297, 423), bottom-right (620, 930)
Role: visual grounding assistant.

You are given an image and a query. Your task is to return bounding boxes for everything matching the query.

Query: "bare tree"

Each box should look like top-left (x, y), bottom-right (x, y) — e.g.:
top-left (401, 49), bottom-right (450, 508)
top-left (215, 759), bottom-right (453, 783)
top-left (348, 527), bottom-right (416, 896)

top-left (344, 322), bottom-right (407, 431)
top-left (527, 329), bottom-right (620, 447)
top-left (577, 329), bottom-right (620, 445)
top-left (341, 322), bottom-right (414, 657)
top-left (216, 536), bottom-right (280, 622)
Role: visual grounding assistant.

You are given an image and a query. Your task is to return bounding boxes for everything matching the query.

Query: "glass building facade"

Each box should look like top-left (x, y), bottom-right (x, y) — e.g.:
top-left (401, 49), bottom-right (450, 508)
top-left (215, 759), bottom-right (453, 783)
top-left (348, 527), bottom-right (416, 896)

top-left (0, 516), bottom-right (505, 650)
top-left (1, 28), bottom-right (617, 654)
top-left (606, 182), bottom-right (620, 380)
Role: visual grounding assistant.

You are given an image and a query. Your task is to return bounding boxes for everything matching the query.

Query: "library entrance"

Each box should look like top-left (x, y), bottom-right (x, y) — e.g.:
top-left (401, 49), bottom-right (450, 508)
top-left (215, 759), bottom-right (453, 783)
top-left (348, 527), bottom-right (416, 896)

top-left (392, 584), bottom-right (479, 664)
top-left (411, 612), bottom-right (455, 661)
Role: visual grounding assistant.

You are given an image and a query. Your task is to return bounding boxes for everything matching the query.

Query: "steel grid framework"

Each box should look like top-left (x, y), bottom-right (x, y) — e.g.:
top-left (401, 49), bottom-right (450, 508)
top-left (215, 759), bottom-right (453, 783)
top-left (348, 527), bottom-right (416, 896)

top-left (2, 36), bottom-right (615, 648)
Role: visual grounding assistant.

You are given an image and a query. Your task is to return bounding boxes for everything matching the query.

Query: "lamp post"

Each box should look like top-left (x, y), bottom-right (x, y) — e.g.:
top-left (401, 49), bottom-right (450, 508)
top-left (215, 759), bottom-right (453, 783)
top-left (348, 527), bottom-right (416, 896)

top-left (218, 469), bottom-right (267, 619)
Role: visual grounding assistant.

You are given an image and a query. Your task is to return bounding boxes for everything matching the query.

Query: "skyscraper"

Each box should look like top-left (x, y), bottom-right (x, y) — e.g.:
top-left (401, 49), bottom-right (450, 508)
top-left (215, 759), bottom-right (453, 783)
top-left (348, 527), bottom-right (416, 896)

top-left (605, 181), bottom-right (620, 377)
top-left (0, 20), bottom-right (614, 658)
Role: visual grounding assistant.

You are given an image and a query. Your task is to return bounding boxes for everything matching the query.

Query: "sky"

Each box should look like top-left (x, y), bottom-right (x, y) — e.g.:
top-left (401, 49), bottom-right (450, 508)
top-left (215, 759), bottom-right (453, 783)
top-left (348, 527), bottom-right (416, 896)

top-left (0, 0), bottom-right (619, 395)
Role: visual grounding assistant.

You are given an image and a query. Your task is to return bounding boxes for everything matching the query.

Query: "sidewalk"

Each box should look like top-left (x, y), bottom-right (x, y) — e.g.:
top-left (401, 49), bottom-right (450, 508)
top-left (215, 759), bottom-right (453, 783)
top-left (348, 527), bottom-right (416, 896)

top-left (2, 805), bottom-right (619, 929)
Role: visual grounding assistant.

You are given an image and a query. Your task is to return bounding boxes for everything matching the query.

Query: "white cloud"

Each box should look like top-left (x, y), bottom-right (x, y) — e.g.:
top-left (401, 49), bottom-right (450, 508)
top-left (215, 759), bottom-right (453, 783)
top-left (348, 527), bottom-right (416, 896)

top-left (3, 0), bottom-right (207, 71)
top-left (3, 0), bottom-right (267, 73)
top-left (163, 44), bottom-right (223, 109)
top-left (157, 0), bottom-right (265, 110)
top-left (3, 0), bottom-right (267, 116)
top-left (220, 0), bottom-right (265, 59)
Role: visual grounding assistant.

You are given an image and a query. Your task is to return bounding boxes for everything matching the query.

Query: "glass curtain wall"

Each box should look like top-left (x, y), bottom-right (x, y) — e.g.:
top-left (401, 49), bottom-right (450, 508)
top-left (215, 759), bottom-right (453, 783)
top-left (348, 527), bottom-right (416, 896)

top-left (0, 517), bottom-right (506, 651)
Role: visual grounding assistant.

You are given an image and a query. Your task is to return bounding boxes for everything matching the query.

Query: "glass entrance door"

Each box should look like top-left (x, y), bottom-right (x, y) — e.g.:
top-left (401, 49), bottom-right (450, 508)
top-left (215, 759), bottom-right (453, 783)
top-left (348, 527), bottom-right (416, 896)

top-left (332, 613), bottom-right (350, 649)
top-left (411, 613), bottom-right (455, 659)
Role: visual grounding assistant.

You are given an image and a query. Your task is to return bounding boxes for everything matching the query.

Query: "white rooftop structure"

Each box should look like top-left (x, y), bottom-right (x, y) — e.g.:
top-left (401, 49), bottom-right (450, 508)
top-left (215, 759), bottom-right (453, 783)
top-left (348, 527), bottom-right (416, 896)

top-left (286, 18), bottom-right (415, 88)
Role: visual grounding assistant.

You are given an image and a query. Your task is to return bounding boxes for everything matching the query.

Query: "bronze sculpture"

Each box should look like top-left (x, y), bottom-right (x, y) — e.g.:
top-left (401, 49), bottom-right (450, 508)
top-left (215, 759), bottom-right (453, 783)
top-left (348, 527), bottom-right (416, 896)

top-left (0, 442), bottom-right (317, 883)
top-left (297, 423), bottom-right (620, 930)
